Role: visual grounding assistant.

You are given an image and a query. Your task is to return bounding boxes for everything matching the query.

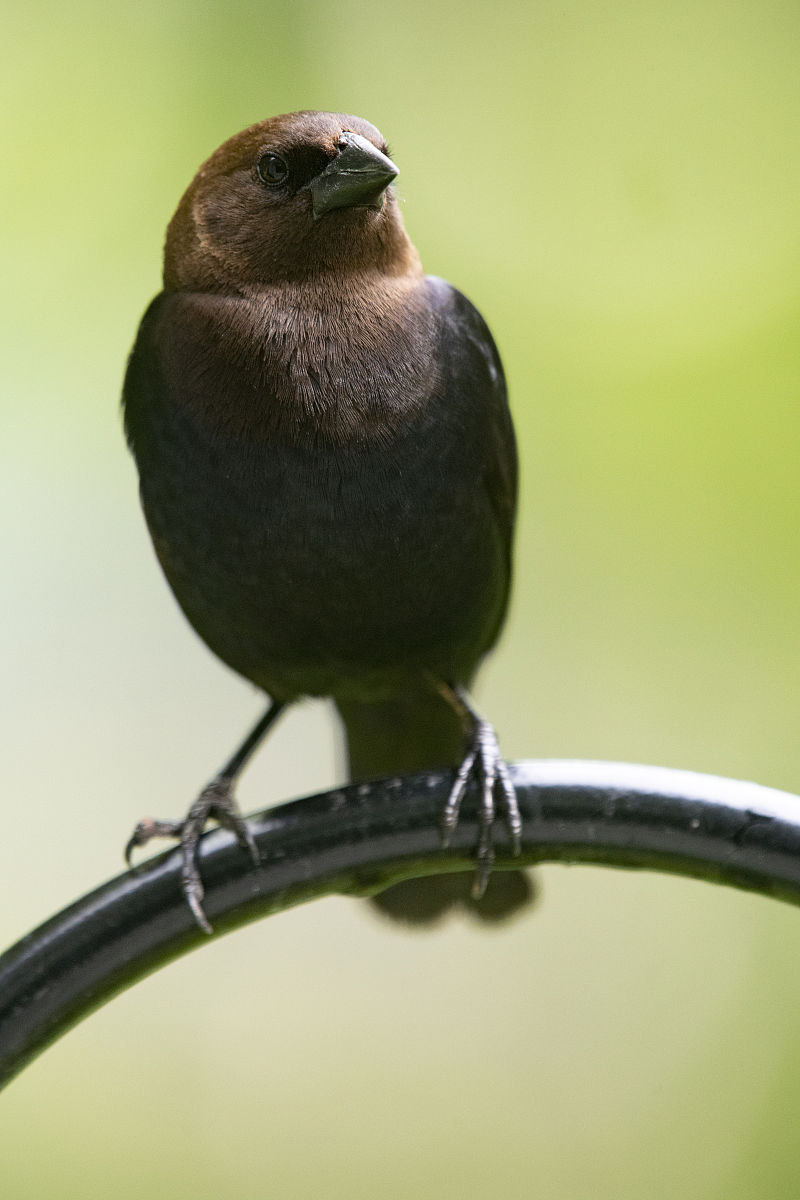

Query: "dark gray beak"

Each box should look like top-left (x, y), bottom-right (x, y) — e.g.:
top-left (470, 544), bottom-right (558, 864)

top-left (307, 132), bottom-right (398, 220)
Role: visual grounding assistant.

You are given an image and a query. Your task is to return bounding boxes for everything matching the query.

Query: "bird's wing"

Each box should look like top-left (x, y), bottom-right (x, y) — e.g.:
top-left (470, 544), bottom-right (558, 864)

top-left (424, 275), bottom-right (518, 643)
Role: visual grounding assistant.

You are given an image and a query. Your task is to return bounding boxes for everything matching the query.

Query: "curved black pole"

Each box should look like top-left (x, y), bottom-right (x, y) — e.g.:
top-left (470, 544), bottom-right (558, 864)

top-left (2, 758), bottom-right (800, 1090)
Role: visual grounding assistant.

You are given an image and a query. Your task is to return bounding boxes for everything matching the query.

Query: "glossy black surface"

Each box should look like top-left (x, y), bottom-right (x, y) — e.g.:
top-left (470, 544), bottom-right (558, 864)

top-left (2, 759), bottom-right (800, 1089)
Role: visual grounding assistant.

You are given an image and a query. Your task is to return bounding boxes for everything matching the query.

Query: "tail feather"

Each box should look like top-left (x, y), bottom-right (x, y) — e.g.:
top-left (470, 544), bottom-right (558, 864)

top-left (335, 691), bottom-right (533, 925)
top-left (336, 691), bottom-right (464, 780)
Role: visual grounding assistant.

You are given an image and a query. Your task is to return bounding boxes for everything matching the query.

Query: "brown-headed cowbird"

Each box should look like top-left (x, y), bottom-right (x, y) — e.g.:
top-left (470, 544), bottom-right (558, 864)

top-left (123, 111), bottom-right (530, 932)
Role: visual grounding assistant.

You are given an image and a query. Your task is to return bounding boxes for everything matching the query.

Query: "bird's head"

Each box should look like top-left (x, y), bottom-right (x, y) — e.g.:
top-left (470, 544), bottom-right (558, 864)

top-left (163, 111), bottom-right (419, 292)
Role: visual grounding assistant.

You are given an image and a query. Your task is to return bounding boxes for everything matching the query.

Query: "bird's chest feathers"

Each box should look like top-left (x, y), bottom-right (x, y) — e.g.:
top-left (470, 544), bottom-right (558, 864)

top-left (165, 281), bottom-right (438, 447)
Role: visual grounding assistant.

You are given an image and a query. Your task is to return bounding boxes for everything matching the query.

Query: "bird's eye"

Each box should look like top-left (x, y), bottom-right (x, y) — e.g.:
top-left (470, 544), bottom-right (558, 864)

top-left (256, 152), bottom-right (289, 186)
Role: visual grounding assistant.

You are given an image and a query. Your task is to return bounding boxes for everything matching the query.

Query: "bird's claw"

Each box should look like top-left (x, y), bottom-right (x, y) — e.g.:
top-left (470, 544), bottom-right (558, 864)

top-left (440, 718), bottom-right (522, 898)
top-left (124, 777), bottom-right (260, 934)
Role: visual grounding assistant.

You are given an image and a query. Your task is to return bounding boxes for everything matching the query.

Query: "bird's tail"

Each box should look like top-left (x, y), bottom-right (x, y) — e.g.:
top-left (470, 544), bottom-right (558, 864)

top-left (335, 691), bottom-right (534, 925)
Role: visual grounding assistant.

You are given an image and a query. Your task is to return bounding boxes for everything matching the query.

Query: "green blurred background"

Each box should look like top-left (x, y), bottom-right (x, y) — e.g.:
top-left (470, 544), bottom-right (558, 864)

top-left (3, 0), bottom-right (800, 1194)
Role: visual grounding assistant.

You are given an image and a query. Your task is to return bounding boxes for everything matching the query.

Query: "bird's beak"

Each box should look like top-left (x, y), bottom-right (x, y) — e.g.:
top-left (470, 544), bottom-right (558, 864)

top-left (307, 132), bottom-right (398, 220)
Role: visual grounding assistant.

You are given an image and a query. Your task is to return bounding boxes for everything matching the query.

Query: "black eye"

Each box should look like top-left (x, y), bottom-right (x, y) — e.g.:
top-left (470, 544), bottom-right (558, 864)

top-left (256, 152), bottom-right (289, 186)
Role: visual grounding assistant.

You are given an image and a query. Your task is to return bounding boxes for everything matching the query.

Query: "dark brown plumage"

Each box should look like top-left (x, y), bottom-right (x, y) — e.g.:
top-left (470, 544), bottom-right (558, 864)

top-left (123, 110), bottom-right (530, 930)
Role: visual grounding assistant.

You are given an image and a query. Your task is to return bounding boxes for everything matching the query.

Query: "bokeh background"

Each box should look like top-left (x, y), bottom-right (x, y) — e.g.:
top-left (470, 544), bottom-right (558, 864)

top-left (3, 0), bottom-right (800, 1194)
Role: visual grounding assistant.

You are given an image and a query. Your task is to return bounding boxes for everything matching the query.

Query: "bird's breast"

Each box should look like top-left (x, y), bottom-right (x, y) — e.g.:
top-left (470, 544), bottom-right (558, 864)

top-left (156, 283), bottom-right (440, 447)
top-left (127, 284), bottom-right (508, 698)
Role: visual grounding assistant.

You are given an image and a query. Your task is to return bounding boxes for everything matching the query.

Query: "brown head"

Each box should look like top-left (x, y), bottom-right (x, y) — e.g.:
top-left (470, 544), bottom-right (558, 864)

top-left (163, 111), bottom-right (420, 293)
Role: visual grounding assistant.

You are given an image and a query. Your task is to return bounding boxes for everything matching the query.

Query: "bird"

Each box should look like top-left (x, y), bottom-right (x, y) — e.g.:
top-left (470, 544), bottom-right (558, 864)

top-left (122, 110), bottom-right (531, 932)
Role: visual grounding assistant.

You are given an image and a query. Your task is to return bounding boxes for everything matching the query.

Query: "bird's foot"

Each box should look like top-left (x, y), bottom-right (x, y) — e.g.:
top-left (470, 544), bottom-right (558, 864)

top-left (440, 714), bottom-right (522, 899)
top-left (124, 777), bottom-right (260, 935)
